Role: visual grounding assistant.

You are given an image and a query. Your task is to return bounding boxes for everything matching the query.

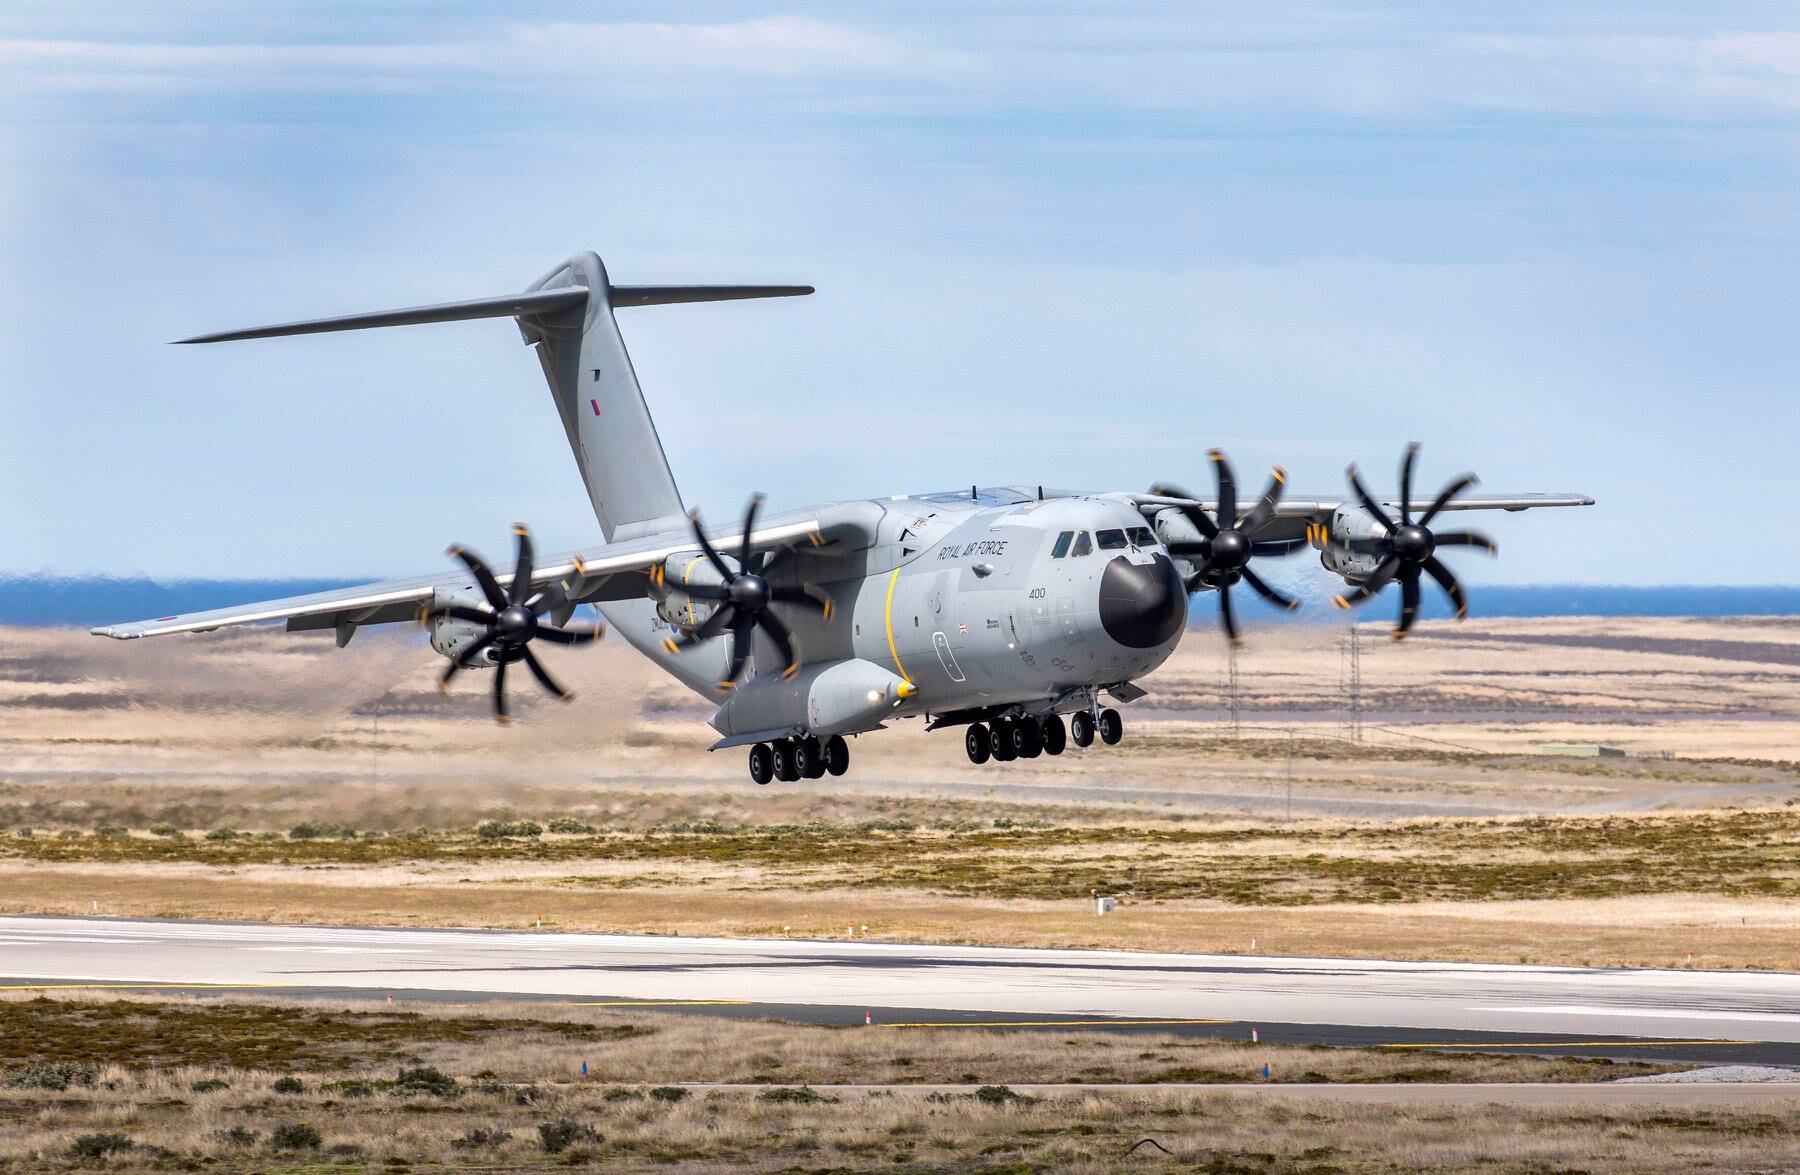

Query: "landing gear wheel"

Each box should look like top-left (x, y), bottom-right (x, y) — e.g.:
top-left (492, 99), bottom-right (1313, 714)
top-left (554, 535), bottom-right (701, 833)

top-left (1099, 708), bottom-right (1123, 746)
top-left (1070, 710), bottom-right (1095, 748)
top-left (824, 735), bottom-right (850, 777)
top-left (795, 736), bottom-right (825, 780)
top-left (1042, 715), bottom-right (1067, 756)
top-left (773, 740), bottom-right (799, 782)
top-left (748, 742), bottom-right (774, 785)
top-left (965, 723), bottom-right (992, 765)
top-left (990, 720), bottom-right (1017, 762)
top-left (1014, 719), bottom-right (1043, 759)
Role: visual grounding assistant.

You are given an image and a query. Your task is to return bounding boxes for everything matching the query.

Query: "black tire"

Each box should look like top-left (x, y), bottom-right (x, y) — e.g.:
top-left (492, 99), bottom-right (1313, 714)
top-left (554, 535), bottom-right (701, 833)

top-left (1099, 708), bottom-right (1123, 745)
top-left (964, 723), bottom-right (992, 765)
top-left (1070, 710), bottom-right (1095, 748)
top-left (1014, 719), bottom-right (1043, 759)
top-left (748, 743), bottom-right (774, 785)
top-left (774, 740), bottom-right (799, 782)
top-left (1042, 714), bottom-right (1067, 756)
top-left (796, 736), bottom-right (824, 780)
top-left (824, 735), bottom-right (850, 777)
top-left (990, 720), bottom-right (1017, 762)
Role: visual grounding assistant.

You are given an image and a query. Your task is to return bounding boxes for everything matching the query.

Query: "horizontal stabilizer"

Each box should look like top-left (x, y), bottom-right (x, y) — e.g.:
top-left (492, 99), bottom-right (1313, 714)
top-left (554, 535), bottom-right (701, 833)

top-left (174, 287), bottom-right (590, 344)
top-left (610, 284), bottom-right (813, 307)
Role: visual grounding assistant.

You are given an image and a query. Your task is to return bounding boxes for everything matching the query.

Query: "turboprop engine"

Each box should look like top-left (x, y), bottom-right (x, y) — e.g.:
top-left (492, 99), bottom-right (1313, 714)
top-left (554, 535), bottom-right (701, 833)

top-left (426, 589), bottom-right (498, 666)
top-left (1316, 504), bottom-right (1388, 583)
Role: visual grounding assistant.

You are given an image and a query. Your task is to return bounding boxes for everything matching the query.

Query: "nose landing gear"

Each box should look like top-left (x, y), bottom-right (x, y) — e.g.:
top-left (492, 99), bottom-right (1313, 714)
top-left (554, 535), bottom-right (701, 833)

top-left (750, 734), bottom-right (850, 783)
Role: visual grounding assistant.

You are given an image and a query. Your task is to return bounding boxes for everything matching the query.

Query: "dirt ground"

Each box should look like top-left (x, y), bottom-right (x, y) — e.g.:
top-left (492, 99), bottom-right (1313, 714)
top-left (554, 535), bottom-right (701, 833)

top-left (6, 992), bottom-right (1786, 1175)
top-left (0, 617), bottom-right (1796, 969)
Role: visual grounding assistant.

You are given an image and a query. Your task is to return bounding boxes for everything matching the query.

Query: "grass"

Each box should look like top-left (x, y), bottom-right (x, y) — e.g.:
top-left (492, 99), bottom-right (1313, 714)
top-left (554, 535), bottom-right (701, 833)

top-left (0, 993), bottom-right (1781, 1174)
top-left (4, 808), bottom-right (1794, 906)
top-left (0, 992), bottom-right (1743, 1174)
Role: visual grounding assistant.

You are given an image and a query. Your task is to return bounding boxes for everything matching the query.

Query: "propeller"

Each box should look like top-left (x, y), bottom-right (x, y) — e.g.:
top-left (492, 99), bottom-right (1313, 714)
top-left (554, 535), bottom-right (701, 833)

top-left (1333, 442), bottom-right (1498, 639)
top-left (425, 524), bottom-right (605, 723)
top-left (660, 494), bottom-right (831, 692)
top-left (1152, 449), bottom-right (1306, 643)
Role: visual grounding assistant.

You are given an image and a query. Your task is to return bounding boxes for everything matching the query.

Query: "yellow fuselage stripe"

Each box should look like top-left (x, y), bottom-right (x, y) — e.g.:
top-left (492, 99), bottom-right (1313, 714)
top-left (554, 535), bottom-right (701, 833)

top-left (884, 567), bottom-right (912, 685)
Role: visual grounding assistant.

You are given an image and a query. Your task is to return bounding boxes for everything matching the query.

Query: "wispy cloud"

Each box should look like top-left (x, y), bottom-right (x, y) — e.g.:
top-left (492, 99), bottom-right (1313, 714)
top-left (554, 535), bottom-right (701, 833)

top-left (0, 16), bottom-right (965, 96)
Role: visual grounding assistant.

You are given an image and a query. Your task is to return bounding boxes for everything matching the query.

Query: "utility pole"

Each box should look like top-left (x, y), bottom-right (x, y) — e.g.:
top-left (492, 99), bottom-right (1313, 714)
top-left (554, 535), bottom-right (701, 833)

top-left (1284, 728), bottom-right (1295, 821)
top-left (1343, 626), bottom-right (1363, 745)
top-left (1226, 641), bottom-right (1241, 738)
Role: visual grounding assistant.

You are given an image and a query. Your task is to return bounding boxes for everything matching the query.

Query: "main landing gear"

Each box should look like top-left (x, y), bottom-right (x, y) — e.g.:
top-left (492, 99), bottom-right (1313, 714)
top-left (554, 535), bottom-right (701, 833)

top-left (965, 708), bottom-right (1122, 765)
top-left (749, 734), bottom-right (849, 784)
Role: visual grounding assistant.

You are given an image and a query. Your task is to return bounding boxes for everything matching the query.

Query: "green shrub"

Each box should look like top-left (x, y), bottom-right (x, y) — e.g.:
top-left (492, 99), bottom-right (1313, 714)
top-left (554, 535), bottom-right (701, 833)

top-left (536, 1120), bottom-right (600, 1154)
top-left (213, 1126), bottom-right (258, 1147)
top-left (330, 1078), bottom-right (375, 1097)
top-left (450, 1126), bottom-right (511, 1150)
top-left (69, 1132), bottom-right (131, 1160)
top-left (5, 1062), bottom-right (98, 1090)
top-left (391, 1066), bottom-right (461, 1099)
top-left (268, 1122), bottom-right (322, 1151)
top-left (475, 820), bottom-right (543, 839)
top-left (547, 818), bottom-right (595, 834)
top-left (148, 822), bottom-right (185, 839)
top-left (92, 824), bottom-right (125, 839)
top-left (975, 1085), bottom-right (1035, 1105)
top-left (58, 829), bottom-right (80, 839)
top-left (648, 1085), bottom-right (690, 1103)
top-left (758, 1086), bottom-right (838, 1105)
top-left (288, 823), bottom-right (321, 840)
top-left (204, 828), bottom-right (239, 841)
top-left (190, 1077), bottom-right (229, 1093)
top-left (270, 1076), bottom-right (304, 1094)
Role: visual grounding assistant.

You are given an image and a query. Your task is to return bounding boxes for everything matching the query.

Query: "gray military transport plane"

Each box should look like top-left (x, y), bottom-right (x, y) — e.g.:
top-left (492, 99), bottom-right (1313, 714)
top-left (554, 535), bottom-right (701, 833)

top-left (94, 251), bottom-right (1593, 784)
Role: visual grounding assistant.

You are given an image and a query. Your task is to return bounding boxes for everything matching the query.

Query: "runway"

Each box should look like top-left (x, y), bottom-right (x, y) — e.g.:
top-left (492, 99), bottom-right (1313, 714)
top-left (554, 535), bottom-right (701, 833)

top-left (2, 916), bottom-right (1796, 1067)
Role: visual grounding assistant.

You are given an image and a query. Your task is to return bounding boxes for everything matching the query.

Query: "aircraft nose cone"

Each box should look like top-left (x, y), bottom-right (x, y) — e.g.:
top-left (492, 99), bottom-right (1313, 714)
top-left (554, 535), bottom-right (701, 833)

top-left (1098, 554), bottom-right (1187, 649)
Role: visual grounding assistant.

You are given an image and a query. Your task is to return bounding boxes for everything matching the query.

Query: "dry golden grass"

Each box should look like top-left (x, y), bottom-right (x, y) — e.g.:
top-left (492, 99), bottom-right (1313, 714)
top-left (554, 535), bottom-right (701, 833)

top-left (0, 992), bottom-right (1757, 1174)
top-left (2, 618), bottom-right (1797, 970)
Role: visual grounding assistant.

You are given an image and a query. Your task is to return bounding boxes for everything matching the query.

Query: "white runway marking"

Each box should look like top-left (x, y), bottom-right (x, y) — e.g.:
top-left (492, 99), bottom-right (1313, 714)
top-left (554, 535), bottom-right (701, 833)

top-left (1486, 1005), bottom-right (1800, 1025)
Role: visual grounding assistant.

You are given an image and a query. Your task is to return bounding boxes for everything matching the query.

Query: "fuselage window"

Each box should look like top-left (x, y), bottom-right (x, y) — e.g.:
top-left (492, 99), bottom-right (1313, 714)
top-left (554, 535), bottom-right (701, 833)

top-left (1051, 531), bottom-right (1074, 559)
top-left (1097, 529), bottom-right (1127, 550)
top-left (1071, 531), bottom-right (1093, 557)
top-left (1128, 526), bottom-right (1156, 548)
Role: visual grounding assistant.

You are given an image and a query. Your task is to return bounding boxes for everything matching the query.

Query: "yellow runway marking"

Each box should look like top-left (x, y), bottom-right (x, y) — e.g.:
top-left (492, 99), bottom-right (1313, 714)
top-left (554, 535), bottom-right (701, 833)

top-left (571, 999), bottom-right (752, 1007)
top-left (884, 1018), bottom-right (1232, 1030)
top-left (1377, 1039), bottom-right (1757, 1050)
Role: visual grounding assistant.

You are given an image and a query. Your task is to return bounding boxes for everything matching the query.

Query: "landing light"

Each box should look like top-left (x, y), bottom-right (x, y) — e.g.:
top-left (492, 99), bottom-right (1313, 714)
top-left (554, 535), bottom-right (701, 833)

top-left (866, 689), bottom-right (883, 703)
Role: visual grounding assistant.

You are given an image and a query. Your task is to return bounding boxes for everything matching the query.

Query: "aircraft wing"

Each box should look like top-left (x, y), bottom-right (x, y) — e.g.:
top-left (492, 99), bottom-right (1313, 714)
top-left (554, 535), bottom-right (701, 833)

top-left (1131, 490), bottom-right (1594, 542)
top-left (91, 508), bottom-right (871, 642)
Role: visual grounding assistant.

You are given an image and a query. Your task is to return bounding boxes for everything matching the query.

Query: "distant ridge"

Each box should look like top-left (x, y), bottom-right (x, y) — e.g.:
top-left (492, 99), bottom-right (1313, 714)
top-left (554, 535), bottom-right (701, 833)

top-left (0, 576), bottom-right (1795, 630)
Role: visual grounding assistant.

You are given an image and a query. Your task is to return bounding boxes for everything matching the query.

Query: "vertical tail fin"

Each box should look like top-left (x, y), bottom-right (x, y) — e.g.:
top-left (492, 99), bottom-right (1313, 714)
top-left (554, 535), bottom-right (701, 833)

top-left (174, 250), bottom-right (812, 542)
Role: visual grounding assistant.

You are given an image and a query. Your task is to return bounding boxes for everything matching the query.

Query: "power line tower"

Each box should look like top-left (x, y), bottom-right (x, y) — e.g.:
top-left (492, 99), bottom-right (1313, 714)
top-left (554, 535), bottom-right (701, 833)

top-left (1341, 626), bottom-right (1363, 744)
top-left (1225, 641), bottom-right (1242, 738)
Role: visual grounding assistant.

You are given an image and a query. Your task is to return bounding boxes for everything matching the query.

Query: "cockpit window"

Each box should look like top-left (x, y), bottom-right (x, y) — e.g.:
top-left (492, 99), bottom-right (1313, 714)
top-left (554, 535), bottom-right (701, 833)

top-left (1128, 526), bottom-right (1156, 548)
top-left (1051, 531), bottom-right (1074, 559)
top-left (1096, 529), bottom-right (1128, 550)
top-left (1070, 531), bottom-right (1093, 557)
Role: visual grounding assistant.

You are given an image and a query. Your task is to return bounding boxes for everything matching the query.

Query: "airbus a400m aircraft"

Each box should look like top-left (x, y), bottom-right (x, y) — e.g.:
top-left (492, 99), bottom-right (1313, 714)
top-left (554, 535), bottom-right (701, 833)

top-left (95, 252), bottom-right (1592, 784)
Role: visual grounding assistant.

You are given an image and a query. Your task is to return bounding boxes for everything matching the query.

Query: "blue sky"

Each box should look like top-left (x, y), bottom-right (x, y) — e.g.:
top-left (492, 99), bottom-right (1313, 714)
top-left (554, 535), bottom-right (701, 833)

top-left (2, 3), bottom-right (1799, 585)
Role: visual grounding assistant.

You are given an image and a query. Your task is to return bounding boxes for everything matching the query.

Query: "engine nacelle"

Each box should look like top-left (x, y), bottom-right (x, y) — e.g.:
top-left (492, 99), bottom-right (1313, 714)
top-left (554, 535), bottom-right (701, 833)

top-left (426, 589), bottom-right (497, 667)
top-left (1317, 505), bottom-right (1388, 584)
top-left (648, 552), bottom-right (732, 629)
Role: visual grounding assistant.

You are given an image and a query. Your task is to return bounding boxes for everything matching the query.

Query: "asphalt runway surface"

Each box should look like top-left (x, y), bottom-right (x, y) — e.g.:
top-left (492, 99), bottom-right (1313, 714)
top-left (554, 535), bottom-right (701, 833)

top-left (2, 916), bottom-right (1796, 1067)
